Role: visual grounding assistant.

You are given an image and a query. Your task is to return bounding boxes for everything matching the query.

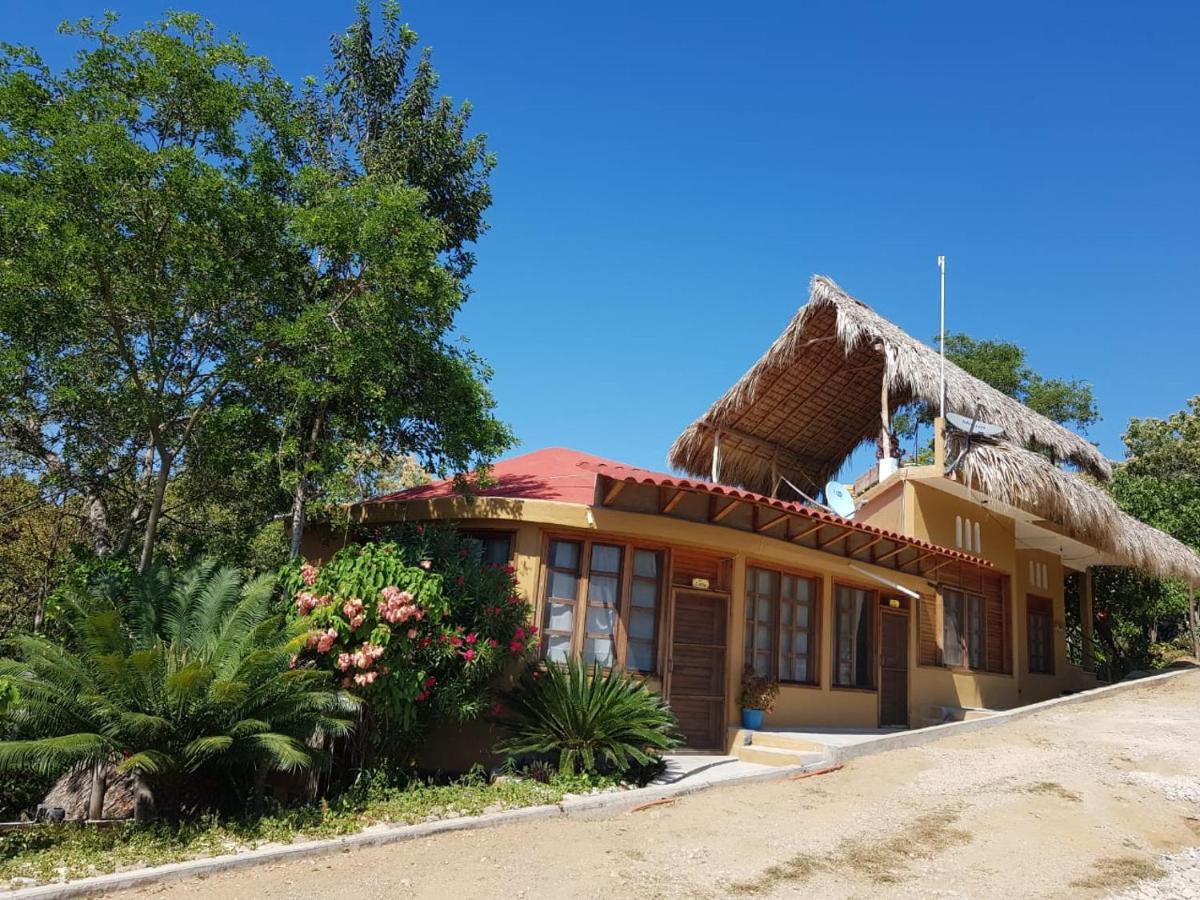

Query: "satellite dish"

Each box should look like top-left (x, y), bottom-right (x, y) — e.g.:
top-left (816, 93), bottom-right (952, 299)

top-left (825, 481), bottom-right (856, 519)
top-left (945, 412), bottom-right (1005, 439)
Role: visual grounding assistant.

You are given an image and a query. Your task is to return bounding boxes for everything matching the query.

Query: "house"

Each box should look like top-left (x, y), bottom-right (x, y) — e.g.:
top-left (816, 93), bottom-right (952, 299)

top-left (304, 276), bottom-right (1200, 756)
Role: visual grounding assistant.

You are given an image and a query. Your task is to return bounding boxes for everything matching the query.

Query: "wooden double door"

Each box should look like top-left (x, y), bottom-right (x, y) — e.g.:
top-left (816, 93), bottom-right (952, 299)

top-left (666, 589), bottom-right (727, 750)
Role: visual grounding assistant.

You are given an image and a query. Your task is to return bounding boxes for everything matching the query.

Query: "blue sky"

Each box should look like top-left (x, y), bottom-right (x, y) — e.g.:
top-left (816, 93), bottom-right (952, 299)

top-left (9, 1), bottom-right (1199, 477)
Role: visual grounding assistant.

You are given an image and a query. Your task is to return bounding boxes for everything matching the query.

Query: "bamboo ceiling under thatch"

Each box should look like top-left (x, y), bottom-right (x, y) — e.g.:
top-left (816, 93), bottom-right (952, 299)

top-left (952, 437), bottom-right (1200, 584)
top-left (668, 275), bottom-right (1112, 495)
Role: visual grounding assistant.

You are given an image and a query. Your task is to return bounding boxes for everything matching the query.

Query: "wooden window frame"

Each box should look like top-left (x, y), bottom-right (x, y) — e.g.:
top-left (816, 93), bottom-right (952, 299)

top-left (463, 529), bottom-right (517, 565)
top-left (920, 577), bottom-right (1013, 676)
top-left (538, 531), bottom-right (665, 675)
top-left (1027, 595), bottom-right (1054, 675)
top-left (745, 562), bottom-right (820, 687)
top-left (941, 587), bottom-right (989, 672)
top-left (832, 581), bottom-right (878, 691)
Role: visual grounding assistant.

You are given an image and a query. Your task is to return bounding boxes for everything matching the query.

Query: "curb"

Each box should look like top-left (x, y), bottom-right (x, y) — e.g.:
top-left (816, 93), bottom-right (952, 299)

top-left (5, 667), bottom-right (1194, 899)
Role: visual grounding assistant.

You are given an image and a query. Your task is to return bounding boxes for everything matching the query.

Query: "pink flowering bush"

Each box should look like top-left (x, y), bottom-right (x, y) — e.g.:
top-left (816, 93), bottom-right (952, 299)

top-left (282, 525), bottom-right (537, 762)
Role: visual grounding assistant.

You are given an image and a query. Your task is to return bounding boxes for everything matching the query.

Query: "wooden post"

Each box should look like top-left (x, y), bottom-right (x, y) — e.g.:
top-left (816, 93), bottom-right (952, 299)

top-left (933, 417), bottom-right (946, 471)
top-left (87, 759), bottom-right (107, 821)
top-left (1187, 585), bottom-right (1199, 659)
top-left (711, 431), bottom-right (722, 484)
top-left (880, 376), bottom-right (892, 461)
top-left (1080, 569), bottom-right (1096, 672)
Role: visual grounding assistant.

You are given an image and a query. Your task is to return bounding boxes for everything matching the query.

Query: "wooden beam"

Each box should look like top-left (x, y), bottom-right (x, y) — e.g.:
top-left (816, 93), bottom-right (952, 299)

top-left (898, 549), bottom-right (936, 571)
top-left (874, 543), bottom-right (907, 564)
top-left (924, 558), bottom-right (957, 576)
top-left (660, 488), bottom-right (685, 514)
top-left (791, 522), bottom-right (824, 543)
top-left (819, 528), bottom-right (852, 550)
top-left (602, 479), bottom-right (626, 505)
top-left (757, 512), bottom-right (790, 533)
top-left (848, 535), bottom-right (884, 558)
top-left (710, 497), bottom-right (740, 522)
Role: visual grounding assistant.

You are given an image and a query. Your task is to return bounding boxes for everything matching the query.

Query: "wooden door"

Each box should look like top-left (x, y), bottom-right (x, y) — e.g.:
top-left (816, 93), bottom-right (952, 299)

top-left (667, 590), bottom-right (728, 750)
top-left (879, 608), bottom-right (909, 727)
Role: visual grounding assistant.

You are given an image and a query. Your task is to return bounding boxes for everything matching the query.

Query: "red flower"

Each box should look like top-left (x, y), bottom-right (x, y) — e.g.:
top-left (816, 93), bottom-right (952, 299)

top-left (450, 636), bottom-right (462, 647)
top-left (529, 625), bottom-right (539, 636)
top-left (455, 575), bottom-right (465, 587)
top-left (490, 702), bottom-right (504, 717)
top-left (509, 640), bottom-right (524, 653)
top-left (514, 627), bottom-right (525, 640)
top-left (463, 648), bottom-right (476, 661)
top-left (489, 638), bottom-right (499, 649)
top-left (416, 691), bottom-right (428, 702)
top-left (425, 676), bottom-right (437, 687)
top-left (465, 633), bottom-right (477, 644)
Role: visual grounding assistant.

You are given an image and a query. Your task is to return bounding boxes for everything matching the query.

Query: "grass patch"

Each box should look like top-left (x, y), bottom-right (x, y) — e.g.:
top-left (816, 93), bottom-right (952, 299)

top-left (1070, 855), bottom-right (1165, 890)
top-left (731, 807), bottom-right (970, 893)
top-left (1023, 781), bottom-right (1082, 802)
top-left (0, 772), bottom-right (612, 889)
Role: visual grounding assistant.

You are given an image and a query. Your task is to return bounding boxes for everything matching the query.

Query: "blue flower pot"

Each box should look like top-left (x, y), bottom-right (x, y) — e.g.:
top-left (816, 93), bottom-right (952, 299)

top-left (742, 708), bottom-right (765, 730)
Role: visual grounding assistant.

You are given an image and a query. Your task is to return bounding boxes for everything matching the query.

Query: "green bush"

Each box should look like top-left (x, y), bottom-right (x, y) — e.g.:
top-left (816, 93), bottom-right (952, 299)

top-left (496, 660), bottom-right (681, 777)
top-left (0, 561), bottom-right (358, 817)
top-left (280, 524), bottom-right (537, 768)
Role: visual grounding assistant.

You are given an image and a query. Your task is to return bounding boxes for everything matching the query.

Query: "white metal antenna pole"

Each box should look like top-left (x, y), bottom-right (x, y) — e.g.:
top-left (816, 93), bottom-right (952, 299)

top-left (938, 255), bottom-right (946, 418)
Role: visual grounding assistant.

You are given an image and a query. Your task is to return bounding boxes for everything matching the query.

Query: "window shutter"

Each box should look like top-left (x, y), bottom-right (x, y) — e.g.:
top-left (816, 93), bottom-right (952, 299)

top-left (985, 591), bottom-right (1005, 673)
top-left (919, 593), bottom-right (940, 666)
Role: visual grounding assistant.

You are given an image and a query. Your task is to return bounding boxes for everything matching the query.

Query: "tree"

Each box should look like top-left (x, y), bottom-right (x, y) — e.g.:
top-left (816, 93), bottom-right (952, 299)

top-left (0, 561), bottom-right (358, 819)
top-left (274, 3), bottom-right (511, 557)
top-left (894, 333), bottom-right (1099, 456)
top-left (0, 14), bottom-right (304, 571)
top-left (1104, 397), bottom-right (1200, 663)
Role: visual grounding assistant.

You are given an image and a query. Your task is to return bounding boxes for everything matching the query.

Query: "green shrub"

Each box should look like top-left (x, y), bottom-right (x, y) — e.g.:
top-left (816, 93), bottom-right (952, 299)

top-left (0, 561), bottom-right (358, 817)
top-left (280, 525), bottom-right (537, 767)
top-left (496, 660), bottom-right (681, 777)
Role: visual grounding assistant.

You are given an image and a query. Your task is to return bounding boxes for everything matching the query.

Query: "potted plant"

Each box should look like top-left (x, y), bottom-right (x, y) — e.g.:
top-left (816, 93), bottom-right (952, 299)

top-left (739, 669), bottom-right (779, 730)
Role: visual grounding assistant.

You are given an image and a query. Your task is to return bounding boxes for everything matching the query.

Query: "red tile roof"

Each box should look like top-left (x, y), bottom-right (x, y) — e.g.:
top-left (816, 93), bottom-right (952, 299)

top-left (364, 447), bottom-right (991, 569)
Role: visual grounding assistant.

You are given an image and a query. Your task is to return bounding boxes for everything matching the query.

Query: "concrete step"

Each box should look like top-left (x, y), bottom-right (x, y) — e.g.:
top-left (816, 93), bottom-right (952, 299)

top-left (743, 731), bottom-right (827, 753)
top-left (734, 743), bottom-right (829, 768)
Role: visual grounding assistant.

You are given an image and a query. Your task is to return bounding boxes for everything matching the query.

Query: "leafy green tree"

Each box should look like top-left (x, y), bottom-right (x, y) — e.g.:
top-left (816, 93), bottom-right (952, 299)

top-left (1098, 397), bottom-right (1200, 665)
top-left (274, 3), bottom-right (510, 557)
top-left (894, 333), bottom-right (1099, 456)
top-left (0, 13), bottom-right (305, 571)
top-left (0, 561), bottom-right (358, 819)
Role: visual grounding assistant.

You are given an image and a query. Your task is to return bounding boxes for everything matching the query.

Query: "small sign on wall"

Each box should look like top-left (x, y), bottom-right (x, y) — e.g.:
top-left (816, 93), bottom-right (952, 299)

top-left (691, 577), bottom-right (710, 590)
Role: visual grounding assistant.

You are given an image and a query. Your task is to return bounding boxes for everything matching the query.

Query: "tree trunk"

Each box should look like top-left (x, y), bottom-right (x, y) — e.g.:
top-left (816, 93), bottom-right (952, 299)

top-left (252, 766), bottom-right (269, 817)
top-left (132, 774), bottom-right (155, 824)
top-left (288, 405), bottom-right (327, 559)
top-left (87, 759), bottom-right (107, 821)
top-left (138, 447), bottom-right (173, 574)
top-left (86, 495), bottom-right (112, 558)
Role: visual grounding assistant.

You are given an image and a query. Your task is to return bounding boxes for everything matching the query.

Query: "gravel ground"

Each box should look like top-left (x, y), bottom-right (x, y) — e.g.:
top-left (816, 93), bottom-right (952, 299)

top-left (111, 672), bottom-right (1200, 900)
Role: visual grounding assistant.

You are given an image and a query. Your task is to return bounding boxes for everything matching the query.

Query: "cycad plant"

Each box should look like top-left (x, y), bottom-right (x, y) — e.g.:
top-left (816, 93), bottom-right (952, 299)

top-left (0, 561), bottom-right (358, 819)
top-left (496, 660), bottom-right (680, 777)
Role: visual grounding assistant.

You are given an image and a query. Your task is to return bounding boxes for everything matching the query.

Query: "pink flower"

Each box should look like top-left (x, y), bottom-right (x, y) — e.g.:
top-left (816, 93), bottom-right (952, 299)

top-left (465, 633), bottom-right (477, 645)
top-left (489, 638), bottom-right (499, 649)
top-left (316, 628), bottom-right (338, 654)
top-left (463, 648), bottom-right (476, 661)
top-left (514, 627), bottom-right (525, 640)
top-left (450, 636), bottom-right (462, 647)
top-left (288, 655), bottom-right (299, 669)
top-left (419, 559), bottom-right (432, 570)
top-left (300, 564), bottom-right (319, 587)
top-left (379, 586), bottom-right (423, 624)
top-left (509, 641), bottom-right (523, 654)
top-left (407, 628), bottom-right (418, 639)
top-left (336, 653), bottom-right (353, 672)
top-left (353, 671), bottom-right (378, 686)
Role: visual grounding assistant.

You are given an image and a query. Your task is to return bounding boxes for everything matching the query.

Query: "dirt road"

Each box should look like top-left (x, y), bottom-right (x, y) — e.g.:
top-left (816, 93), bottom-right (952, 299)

top-left (117, 672), bottom-right (1200, 899)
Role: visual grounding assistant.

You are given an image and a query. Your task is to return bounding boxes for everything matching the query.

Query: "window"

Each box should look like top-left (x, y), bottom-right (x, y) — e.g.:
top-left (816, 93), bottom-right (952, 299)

top-left (539, 536), bottom-right (662, 673)
top-left (542, 540), bottom-right (581, 664)
top-left (1027, 596), bottom-right (1053, 674)
top-left (744, 567), bottom-right (817, 684)
top-left (464, 531), bottom-right (513, 566)
top-left (834, 585), bottom-right (874, 688)
top-left (943, 588), bottom-right (987, 670)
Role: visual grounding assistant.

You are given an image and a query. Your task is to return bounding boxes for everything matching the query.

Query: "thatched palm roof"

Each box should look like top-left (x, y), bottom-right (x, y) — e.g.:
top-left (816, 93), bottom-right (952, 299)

top-left (669, 275), bottom-right (1112, 494)
top-left (953, 438), bottom-right (1200, 584)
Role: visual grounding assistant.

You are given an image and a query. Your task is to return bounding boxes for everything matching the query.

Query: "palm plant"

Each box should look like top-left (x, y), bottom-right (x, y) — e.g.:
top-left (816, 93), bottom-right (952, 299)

top-left (496, 660), bottom-right (681, 777)
top-left (0, 561), bottom-right (358, 819)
